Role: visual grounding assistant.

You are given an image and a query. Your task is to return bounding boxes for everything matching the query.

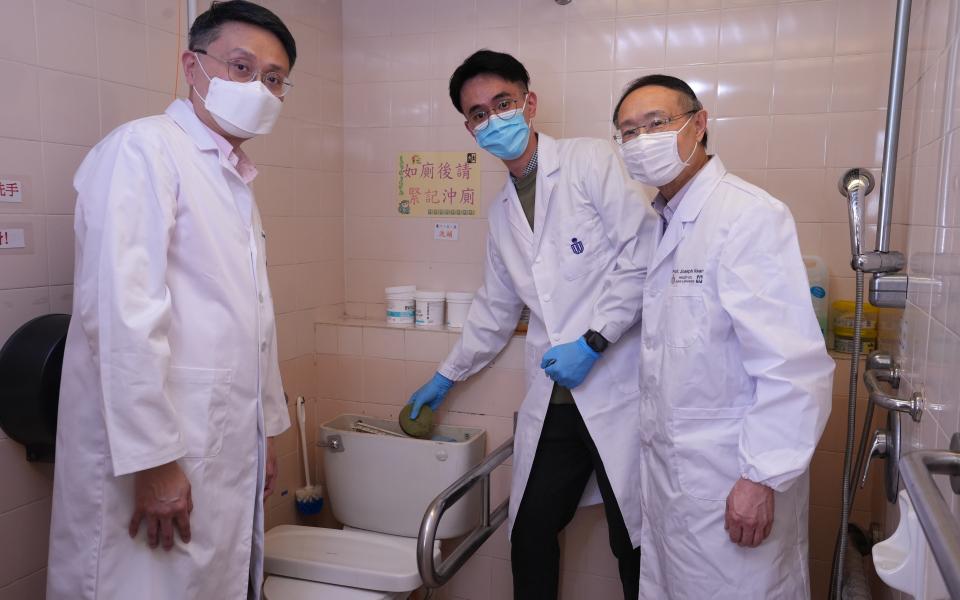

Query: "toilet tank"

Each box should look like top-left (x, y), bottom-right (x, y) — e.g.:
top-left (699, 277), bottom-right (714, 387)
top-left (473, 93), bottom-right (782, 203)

top-left (320, 414), bottom-right (485, 540)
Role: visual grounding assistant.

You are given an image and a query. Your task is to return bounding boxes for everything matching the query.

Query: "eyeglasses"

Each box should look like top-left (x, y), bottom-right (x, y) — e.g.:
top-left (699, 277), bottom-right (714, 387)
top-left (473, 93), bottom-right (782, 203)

top-left (193, 49), bottom-right (293, 98)
top-left (613, 110), bottom-right (698, 144)
top-left (467, 93), bottom-right (529, 132)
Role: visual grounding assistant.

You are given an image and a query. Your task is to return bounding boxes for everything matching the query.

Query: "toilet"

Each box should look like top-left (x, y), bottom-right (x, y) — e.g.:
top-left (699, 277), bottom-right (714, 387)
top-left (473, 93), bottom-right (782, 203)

top-left (263, 414), bottom-right (486, 599)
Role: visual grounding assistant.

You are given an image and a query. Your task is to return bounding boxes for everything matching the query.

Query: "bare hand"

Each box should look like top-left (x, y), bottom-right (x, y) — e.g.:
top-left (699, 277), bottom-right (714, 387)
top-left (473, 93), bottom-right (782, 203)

top-left (724, 478), bottom-right (774, 548)
top-left (264, 436), bottom-right (278, 501)
top-left (128, 462), bottom-right (193, 551)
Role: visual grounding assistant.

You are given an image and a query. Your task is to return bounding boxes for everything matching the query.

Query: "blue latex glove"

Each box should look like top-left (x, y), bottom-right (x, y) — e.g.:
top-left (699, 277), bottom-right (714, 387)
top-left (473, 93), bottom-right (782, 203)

top-left (540, 337), bottom-right (600, 389)
top-left (408, 372), bottom-right (455, 419)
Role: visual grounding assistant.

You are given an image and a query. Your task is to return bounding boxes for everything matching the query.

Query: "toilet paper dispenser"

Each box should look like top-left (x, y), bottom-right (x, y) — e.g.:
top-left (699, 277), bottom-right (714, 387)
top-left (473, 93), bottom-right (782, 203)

top-left (0, 314), bottom-right (70, 462)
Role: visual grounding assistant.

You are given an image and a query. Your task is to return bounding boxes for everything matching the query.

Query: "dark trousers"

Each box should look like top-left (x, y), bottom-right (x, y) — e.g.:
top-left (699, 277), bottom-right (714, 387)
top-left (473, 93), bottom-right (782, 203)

top-left (511, 402), bottom-right (641, 600)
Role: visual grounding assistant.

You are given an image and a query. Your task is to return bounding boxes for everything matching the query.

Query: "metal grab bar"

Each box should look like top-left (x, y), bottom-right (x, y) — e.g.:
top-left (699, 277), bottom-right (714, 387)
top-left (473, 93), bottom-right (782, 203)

top-left (864, 368), bottom-right (923, 422)
top-left (417, 437), bottom-right (514, 588)
top-left (899, 449), bottom-right (960, 599)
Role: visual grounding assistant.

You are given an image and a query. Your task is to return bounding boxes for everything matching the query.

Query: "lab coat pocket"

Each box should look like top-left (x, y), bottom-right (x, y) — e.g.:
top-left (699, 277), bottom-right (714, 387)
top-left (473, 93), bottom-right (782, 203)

top-left (664, 293), bottom-right (706, 348)
top-left (167, 366), bottom-right (233, 459)
top-left (558, 215), bottom-right (605, 281)
top-left (670, 405), bottom-right (748, 501)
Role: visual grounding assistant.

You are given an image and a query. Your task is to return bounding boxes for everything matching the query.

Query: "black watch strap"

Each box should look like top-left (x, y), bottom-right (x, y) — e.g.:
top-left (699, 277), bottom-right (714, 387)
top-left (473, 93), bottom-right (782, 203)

top-left (583, 329), bottom-right (609, 353)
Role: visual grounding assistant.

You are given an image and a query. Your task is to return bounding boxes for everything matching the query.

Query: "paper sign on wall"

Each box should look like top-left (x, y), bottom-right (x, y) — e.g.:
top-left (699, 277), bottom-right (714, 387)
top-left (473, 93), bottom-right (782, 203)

top-left (0, 179), bottom-right (23, 203)
top-left (0, 228), bottom-right (26, 249)
top-left (397, 152), bottom-right (480, 217)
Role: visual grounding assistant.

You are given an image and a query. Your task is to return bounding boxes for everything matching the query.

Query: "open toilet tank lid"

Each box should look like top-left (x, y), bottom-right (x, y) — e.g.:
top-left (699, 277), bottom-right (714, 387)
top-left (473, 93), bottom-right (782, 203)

top-left (263, 525), bottom-right (440, 593)
top-left (322, 413), bottom-right (485, 443)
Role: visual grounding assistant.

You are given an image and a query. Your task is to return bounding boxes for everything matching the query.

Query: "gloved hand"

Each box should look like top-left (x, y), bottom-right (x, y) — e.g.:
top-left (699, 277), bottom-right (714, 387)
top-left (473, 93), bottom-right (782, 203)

top-left (540, 337), bottom-right (600, 389)
top-left (408, 372), bottom-right (455, 419)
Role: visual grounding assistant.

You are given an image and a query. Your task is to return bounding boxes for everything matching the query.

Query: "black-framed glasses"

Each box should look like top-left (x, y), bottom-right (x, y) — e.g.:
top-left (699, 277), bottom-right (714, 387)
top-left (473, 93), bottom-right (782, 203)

top-left (467, 92), bottom-right (529, 132)
top-left (614, 109), bottom-right (698, 144)
top-left (194, 49), bottom-right (293, 98)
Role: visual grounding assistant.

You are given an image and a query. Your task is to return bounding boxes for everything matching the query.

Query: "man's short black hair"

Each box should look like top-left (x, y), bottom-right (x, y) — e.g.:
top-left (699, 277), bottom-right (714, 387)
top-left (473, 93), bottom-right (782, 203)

top-left (449, 50), bottom-right (530, 115)
top-left (189, 0), bottom-right (297, 69)
top-left (613, 74), bottom-right (707, 145)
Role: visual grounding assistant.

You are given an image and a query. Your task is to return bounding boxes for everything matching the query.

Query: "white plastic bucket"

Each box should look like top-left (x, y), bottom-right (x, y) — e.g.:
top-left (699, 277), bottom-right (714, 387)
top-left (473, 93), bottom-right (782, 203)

top-left (385, 285), bottom-right (416, 325)
top-left (445, 292), bottom-right (474, 328)
top-left (415, 291), bottom-right (445, 328)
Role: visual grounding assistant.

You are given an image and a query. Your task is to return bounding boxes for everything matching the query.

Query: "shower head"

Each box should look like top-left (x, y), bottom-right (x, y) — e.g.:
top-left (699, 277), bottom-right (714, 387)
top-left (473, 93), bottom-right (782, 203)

top-left (838, 168), bottom-right (875, 263)
top-left (838, 168), bottom-right (876, 199)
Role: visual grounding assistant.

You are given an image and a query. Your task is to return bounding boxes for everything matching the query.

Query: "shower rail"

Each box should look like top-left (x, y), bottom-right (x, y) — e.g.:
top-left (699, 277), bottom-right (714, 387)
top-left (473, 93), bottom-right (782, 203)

top-left (876, 0), bottom-right (912, 253)
top-left (417, 436), bottom-right (514, 588)
top-left (899, 449), bottom-right (960, 599)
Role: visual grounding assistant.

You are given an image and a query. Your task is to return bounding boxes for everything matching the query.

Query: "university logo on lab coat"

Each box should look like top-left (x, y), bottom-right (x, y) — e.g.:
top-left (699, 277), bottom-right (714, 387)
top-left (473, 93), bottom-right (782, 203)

top-left (570, 237), bottom-right (584, 254)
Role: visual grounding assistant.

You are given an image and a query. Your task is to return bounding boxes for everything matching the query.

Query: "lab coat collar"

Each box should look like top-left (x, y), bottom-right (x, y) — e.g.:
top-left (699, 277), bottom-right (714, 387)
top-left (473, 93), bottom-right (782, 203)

top-left (165, 99), bottom-right (258, 183)
top-left (500, 133), bottom-right (561, 251)
top-left (165, 98), bottom-right (219, 153)
top-left (648, 156), bottom-right (727, 274)
top-left (532, 133), bottom-right (560, 255)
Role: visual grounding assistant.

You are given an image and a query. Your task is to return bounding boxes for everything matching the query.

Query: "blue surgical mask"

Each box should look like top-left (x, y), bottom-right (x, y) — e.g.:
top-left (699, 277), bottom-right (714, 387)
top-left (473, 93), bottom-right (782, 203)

top-left (475, 102), bottom-right (531, 160)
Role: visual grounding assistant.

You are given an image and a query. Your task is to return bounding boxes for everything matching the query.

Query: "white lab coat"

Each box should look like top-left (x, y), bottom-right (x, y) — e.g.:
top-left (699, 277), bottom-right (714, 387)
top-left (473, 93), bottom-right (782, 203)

top-left (635, 157), bottom-right (834, 599)
top-left (47, 99), bottom-right (290, 600)
top-left (439, 134), bottom-right (657, 547)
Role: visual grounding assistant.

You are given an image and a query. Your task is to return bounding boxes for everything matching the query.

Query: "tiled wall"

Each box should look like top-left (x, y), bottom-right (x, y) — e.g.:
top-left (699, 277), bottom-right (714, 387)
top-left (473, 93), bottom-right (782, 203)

top-left (341, 0), bottom-right (906, 318)
top-left (0, 0), bottom-right (342, 596)
top-left (888, 0), bottom-right (960, 598)
top-left (334, 0), bottom-right (905, 598)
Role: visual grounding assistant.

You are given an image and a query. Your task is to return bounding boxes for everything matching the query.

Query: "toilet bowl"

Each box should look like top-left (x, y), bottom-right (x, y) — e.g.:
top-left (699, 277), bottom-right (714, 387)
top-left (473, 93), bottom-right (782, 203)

top-left (263, 414), bottom-right (485, 599)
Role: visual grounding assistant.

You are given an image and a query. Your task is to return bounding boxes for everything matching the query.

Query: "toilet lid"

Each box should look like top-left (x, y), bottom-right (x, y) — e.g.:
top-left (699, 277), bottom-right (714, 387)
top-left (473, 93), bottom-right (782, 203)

top-left (263, 576), bottom-right (397, 600)
top-left (264, 525), bottom-right (435, 593)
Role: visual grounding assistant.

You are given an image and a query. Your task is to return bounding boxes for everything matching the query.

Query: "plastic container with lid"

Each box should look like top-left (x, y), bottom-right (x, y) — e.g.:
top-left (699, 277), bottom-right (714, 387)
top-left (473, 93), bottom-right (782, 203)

top-left (803, 256), bottom-right (828, 336)
top-left (415, 291), bottom-right (445, 328)
top-left (385, 286), bottom-right (416, 325)
top-left (832, 300), bottom-right (879, 354)
top-left (444, 292), bottom-right (474, 329)
top-left (515, 306), bottom-right (530, 333)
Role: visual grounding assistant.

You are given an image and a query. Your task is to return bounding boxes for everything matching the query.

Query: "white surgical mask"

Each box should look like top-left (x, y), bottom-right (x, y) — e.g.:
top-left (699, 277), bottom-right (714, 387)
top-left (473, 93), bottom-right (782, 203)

top-left (619, 115), bottom-right (698, 187)
top-left (194, 54), bottom-right (282, 139)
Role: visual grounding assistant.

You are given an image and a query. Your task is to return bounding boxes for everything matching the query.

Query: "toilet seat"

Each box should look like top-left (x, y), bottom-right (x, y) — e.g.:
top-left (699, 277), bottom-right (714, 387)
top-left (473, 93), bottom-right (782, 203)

top-left (264, 525), bottom-right (438, 593)
top-left (262, 576), bottom-right (404, 600)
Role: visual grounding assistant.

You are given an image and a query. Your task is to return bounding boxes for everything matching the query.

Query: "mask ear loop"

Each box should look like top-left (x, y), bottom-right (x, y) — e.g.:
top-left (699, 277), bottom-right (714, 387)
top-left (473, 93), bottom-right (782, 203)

top-left (192, 52), bottom-right (213, 103)
top-left (677, 113), bottom-right (699, 165)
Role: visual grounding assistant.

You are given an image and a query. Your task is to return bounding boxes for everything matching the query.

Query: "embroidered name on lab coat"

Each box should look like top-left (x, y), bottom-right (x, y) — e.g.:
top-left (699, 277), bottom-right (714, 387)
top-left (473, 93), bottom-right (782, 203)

top-left (671, 268), bottom-right (704, 286)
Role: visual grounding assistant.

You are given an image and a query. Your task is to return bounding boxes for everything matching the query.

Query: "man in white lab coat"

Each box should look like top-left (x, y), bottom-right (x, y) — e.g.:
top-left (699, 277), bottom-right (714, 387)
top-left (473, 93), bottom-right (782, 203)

top-left (407, 50), bottom-right (657, 599)
top-left (46, 2), bottom-right (295, 598)
top-left (613, 74), bottom-right (834, 599)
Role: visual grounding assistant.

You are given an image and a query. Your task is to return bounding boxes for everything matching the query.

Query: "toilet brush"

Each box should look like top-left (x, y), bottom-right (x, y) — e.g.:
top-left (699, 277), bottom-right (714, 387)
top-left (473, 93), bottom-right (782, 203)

top-left (294, 396), bottom-right (323, 515)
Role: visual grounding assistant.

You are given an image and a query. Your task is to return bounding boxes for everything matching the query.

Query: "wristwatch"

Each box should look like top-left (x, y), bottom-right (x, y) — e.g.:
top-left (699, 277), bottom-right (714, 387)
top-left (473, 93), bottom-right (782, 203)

top-left (583, 329), bottom-right (609, 353)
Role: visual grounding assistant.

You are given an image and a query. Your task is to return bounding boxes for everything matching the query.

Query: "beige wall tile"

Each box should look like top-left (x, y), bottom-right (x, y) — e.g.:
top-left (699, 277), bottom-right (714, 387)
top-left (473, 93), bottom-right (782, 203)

top-left (775, 0), bottom-right (837, 60)
top-left (36, 0), bottom-right (97, 77)
top-left (719, 5), bottom-right (776, 63)
top-left (97, 11), bottom-right (148, 87)
top-left (0, 139), bottom-right (45, 215)
top-left (38, 70), bottom-right (100, 145)
top-left (44, 214), bottom-right (73, 286)
top-left (0, 499), bottom-right (51, 587)
top-left (666, 10), bottom-right (719, 67)
top-left (0, 0), bottom-right (38, 65)
top-left (0, 61), bottom-right (41, 141)
top-left (42, 143), bottom-right (87, 215)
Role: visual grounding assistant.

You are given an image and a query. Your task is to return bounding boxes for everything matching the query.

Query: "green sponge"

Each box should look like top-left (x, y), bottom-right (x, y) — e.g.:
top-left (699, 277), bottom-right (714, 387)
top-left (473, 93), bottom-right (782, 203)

top-left (399, 404), bottom-right (434, 438)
